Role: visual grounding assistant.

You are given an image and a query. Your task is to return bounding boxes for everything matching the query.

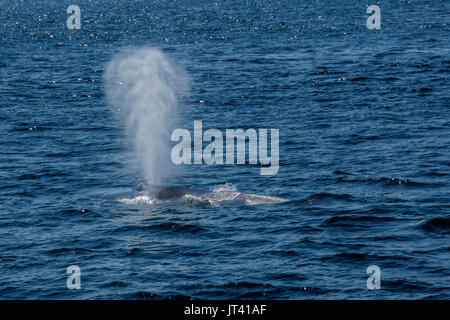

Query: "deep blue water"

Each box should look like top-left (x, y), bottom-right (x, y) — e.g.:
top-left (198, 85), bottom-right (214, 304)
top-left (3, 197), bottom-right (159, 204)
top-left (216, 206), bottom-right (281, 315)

top-left (1, 0), bottom-right (449, 299)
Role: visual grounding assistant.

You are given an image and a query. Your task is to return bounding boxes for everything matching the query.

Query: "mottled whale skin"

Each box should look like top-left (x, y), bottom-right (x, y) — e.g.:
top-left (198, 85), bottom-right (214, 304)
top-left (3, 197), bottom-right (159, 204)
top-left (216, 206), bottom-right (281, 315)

top-left (134, 184), bottom-right (289, 205)
top-left (135, 184), bottom-right (207, 201)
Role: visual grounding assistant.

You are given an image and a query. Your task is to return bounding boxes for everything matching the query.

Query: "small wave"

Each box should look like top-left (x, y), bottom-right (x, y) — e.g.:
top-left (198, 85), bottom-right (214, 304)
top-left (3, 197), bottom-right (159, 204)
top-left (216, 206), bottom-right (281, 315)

top-left (320, 252), bottom-right (412, 264)
top-left (343, 134), bottom-right (379, 144)
top-left (424, 171), bottom-right (448, 177)
top-left (209, 281), bottom-right (327, 298)
top-left (333, 170), bottom-right (350, 175)
top-left (421, 217), bottom-right (450, 234)
top-left (221, 281), bottom-right (275, 289)
top-left (127, 291), bottom-right (160, 300)
top-left (265, 272), bottom-right (308, 281)
top-left (382, 279), bottom-right (432, 292)
top-left (325, 215), bottom-right (401, 225)
top-left (336, 176), bottom-right (432, 187)
top-left (127, 291), bottom-right (192, 300)
top-left (350, 76), bottom-right (369, 82)
top-left (370, 177), bottom-right (430, 186)
top-left (47, 247), bottom-right (93, 255)
top-left (289, 193), bottom-right (355, 207)
top-left (303, 193), bottom-right (354, 202)
top-left (100, 281), bottom-right (127, 288)
top-left (126, 248), bottom-right (142, 256)
top-left (10, 125), bottom-right (53, 132)
top-left (309, 70), bottom-right (345, 76)
top-left (112, 222), bottom-right (206, 234)
top-left (412, 87), bottom-right (433, 94)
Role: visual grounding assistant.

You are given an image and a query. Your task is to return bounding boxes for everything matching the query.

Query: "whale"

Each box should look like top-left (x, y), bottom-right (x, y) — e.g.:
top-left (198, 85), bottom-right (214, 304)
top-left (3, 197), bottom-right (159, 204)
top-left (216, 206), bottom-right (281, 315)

top-left (104, 184), bottom-right (290, 206)
top-left (135, 184), bottom-right (207, 201)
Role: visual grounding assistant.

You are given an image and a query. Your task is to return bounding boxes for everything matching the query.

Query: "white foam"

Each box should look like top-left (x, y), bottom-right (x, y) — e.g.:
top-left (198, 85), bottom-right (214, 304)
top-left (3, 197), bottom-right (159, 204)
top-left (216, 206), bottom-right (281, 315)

top-left (210, 183), bottom-right (237, 193)
top-left (118, 195), bottom-right (157, 205)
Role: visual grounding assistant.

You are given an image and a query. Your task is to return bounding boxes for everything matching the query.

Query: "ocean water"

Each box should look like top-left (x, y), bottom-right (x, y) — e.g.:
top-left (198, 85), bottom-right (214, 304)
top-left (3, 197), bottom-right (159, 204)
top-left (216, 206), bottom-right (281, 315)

top-left (0, 0), bottom-right (449, 299)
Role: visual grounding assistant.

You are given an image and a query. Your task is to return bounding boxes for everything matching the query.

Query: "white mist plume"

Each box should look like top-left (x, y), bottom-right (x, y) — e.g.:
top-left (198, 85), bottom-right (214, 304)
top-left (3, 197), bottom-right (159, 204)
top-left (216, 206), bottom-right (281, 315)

top-left (104, 47), bottom-right (188, 184)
